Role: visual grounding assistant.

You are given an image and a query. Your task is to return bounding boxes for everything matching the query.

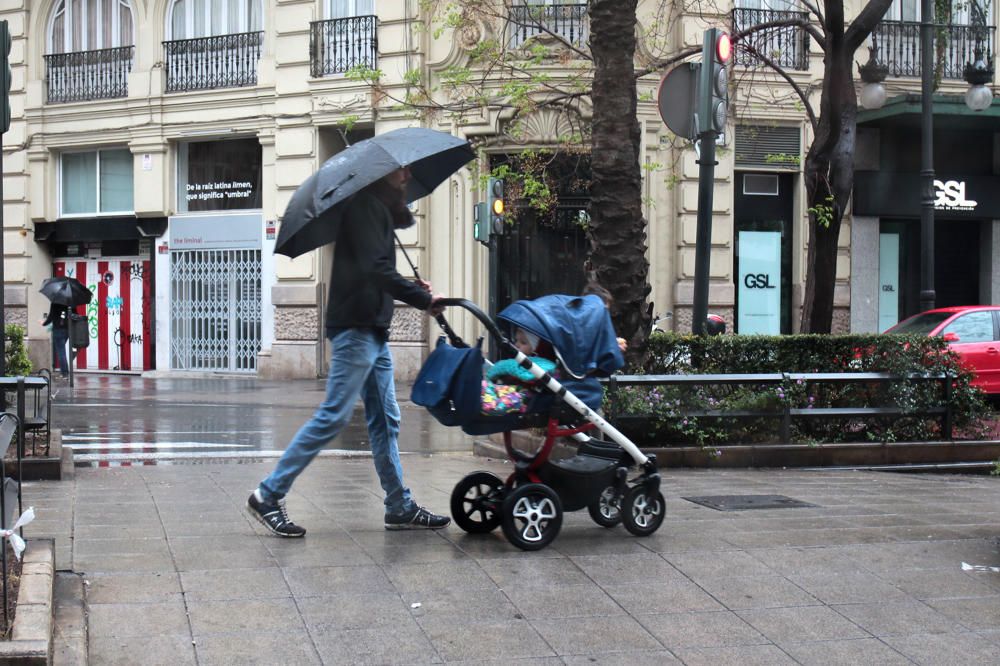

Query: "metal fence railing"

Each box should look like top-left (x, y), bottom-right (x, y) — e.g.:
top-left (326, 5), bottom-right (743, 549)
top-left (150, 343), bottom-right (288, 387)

top-left (509, 3), bottom-right (589, 48)
top-left (872, 20), bottom-right (996, 78)
top-left (164, 31), bottom-right (263, 93)
top-left (309, 15), bottom-right (378, 77)
top-left (0, 376), bottom-right (43, 635)
top-left (732, 8), bottom-right (810, 71)
top-left (44, 45), bottom-right (134, 104)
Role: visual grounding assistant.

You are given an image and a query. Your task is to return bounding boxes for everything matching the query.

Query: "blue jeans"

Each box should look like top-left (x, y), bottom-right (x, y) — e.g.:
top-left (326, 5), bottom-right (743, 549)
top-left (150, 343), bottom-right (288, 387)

top-left (52, 328), bottom-right (69, 376)
top-left (259, 328), bottom-right (416, 516)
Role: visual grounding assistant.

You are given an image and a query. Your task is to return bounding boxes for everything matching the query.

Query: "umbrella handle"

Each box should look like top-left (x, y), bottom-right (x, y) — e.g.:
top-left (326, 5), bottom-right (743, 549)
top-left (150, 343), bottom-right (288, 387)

top-left (393, 231), bottom-right (467, 348)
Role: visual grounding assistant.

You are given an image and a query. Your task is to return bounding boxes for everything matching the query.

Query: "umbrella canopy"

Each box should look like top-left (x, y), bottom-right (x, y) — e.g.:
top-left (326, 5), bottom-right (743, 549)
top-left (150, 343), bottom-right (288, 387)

top-left (40, 276), bottom-right (92, 307)
top-left (275, 127), bottom-right (476, 258)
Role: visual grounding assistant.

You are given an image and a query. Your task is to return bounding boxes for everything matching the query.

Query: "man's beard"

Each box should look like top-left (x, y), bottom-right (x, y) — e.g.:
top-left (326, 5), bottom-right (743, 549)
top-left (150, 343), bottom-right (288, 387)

top-left (369, 177), bottom-right (414, 229)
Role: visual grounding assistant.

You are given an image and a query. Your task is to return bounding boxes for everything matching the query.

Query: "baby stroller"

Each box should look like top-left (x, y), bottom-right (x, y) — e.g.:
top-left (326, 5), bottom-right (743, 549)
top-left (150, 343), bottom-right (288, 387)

top-left (412, 294), bottom-right (664, 551)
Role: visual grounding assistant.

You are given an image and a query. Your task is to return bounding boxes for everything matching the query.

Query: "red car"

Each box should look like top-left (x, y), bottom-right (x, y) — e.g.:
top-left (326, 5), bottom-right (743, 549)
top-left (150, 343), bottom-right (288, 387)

top-left (885, 306), bottom-right (1000, 395)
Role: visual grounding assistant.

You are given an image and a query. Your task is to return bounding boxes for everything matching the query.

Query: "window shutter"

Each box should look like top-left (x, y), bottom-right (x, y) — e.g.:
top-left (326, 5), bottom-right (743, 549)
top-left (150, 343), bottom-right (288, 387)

top-left (735, 124), bottom-right (801, 171)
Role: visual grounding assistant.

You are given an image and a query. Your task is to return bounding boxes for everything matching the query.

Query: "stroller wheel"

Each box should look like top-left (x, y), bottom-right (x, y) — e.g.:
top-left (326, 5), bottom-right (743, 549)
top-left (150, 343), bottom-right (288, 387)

top-left (450, 471), bottom-right (504, 533)
top-left (621, 485), bottom-right (665, 537)
top-left (587, 486), bottom-right (622, 528)
top-left (501, 483), bottom-right (563, 551)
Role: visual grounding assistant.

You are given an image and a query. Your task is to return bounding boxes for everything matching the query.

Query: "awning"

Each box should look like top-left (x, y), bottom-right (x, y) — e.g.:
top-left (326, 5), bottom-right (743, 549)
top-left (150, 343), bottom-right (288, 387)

top-left (34, 217), bottom-right (167, 243)
top-left (858, 93), bottom-right (1000, 129)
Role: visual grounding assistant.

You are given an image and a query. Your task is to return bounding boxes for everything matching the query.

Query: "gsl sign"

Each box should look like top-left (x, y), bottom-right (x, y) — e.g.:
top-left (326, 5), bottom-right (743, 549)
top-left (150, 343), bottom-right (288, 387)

top-left (737, 231), bottom-right (781, 334)
top-left (933, 179), bottom-right (977, 211)
top-left (744, 273), bottom-right (776, 289)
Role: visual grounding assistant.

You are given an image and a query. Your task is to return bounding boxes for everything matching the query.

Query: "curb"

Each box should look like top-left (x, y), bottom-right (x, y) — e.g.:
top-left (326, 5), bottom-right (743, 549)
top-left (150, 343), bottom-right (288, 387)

top-left (474, 434), bottom-right (1000, 469)
top-left (4, 432), bottom-right (64, 483)
top-left (0, 539), bottom-right (55, 665)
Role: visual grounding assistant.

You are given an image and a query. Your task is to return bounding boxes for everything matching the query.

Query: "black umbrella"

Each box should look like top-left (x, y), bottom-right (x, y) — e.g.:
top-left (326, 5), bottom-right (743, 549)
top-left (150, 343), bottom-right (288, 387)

top-left (275, 128), bottom-right (476, 258)
top-left (40, 276), bottom-right (92, 307)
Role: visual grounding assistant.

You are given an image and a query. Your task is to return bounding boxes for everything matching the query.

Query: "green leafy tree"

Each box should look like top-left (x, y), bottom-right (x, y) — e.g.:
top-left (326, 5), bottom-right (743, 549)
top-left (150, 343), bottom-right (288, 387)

top-left (371, 1), bottom-right (918, 343)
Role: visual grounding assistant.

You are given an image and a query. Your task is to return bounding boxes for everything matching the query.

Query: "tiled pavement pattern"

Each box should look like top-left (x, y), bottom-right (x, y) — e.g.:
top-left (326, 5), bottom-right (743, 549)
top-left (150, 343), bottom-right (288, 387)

top-left (28, 454), bottom-right (1000, 665)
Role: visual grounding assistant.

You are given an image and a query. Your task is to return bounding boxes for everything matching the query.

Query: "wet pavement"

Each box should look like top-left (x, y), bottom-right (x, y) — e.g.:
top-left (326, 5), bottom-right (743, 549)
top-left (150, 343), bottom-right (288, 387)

top-left (24, 374), bottom-right (1000, 664)
top-left (52, 374), bottom-right (471, 466)
top-left (31, 454), bottom-right (1000, 665)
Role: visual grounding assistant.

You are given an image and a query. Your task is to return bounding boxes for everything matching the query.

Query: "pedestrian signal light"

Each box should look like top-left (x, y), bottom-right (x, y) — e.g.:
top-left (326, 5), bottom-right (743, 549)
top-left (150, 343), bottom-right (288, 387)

top-left (473, 202), bottom-right (490, 246)
top-left (487, 177), bottom-right (505, 234)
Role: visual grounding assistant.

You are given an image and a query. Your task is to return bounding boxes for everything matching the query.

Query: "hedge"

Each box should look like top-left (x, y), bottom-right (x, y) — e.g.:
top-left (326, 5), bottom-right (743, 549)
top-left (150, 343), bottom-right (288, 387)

top-left (605, 332), bottom-right (992, 446)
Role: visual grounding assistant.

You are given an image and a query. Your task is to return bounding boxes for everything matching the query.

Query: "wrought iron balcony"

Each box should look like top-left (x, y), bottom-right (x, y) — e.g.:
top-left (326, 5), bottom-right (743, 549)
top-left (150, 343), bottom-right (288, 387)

top-left (872, 20), bottom-right (996, 79)
top-left (732, 8), bottom-right (810, 71)
top-left (509, 3), bottom-right (589, 48)
top-left (310, 15), bottom-right (378, 78)
top-left (164, 31), bottom-right (263, 93)
top-left (44, 46), bottom-right (134, 104)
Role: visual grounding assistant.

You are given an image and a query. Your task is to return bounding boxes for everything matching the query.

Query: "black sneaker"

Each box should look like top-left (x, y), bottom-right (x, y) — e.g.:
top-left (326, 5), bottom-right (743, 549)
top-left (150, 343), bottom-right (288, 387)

top-left (246, 489), bottom-right (306, 538)
top-left (385, 505), bottom-right (451, 530)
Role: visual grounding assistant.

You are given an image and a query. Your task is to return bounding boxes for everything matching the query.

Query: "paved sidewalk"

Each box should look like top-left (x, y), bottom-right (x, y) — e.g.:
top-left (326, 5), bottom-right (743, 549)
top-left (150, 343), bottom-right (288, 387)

top-left (26, 452), bottom-right (1000, 665)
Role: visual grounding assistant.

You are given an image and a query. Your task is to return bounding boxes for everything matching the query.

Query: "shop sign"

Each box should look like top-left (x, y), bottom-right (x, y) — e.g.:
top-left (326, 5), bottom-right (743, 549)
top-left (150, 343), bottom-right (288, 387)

top-left (933, 180), bottom-right (977, 211)
top-left (169, 213), bottom-right (262, 250)
top-left (854, 172), bottom-right (997, 218)
top-left (737, 231), bottom-right (781, 335)
top-left (878, 233), bottom-right (900, 332)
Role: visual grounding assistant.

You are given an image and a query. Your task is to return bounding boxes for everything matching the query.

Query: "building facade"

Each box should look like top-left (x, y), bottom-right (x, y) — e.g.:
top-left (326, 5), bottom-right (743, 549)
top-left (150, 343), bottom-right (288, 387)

top-left (1, 0), bottom-right (997, 379)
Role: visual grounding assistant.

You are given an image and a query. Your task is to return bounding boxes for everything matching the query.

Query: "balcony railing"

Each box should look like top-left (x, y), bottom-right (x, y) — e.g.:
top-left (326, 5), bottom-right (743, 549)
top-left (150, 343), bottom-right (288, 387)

top-left (732, 8), bottom-right (810, 71)
top-left (872, 20), bottom-right (996, 78)
top-left (309, 15), bottom-right (378, 78)
top-left (164, 31), bottom-right (263, 93)
top-left (509, 4), bottom-right (589, 48)
top-left (44, 46), bottom-right (134, 103)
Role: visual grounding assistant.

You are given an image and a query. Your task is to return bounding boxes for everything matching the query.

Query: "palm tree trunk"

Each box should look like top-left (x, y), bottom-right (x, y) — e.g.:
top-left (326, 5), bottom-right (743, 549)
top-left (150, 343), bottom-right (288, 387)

top-left (588, 0), bottom-right (651, 357)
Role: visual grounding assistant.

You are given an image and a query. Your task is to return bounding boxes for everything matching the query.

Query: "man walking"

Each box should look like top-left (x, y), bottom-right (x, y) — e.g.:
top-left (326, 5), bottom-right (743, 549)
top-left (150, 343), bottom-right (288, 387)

top-left (247, 166), bottom-right (450, 536)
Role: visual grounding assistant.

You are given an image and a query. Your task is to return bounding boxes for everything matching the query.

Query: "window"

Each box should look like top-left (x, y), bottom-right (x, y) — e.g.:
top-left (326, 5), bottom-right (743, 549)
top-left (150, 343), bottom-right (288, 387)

top-left (942, 311), bottom-right (995, 344)
top-left (169, 0), bottom-right (261, 39)
top-left (61, 148), bottom-right (133, 216)
top-left (49, 0), bottom-right (134, 53)
top-left (327, 0), bottom-right (374, 17)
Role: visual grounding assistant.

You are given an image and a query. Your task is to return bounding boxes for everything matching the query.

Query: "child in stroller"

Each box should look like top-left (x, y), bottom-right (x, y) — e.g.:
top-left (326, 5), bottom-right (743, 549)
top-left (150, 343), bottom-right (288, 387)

top-left (480, 328), bottom-right (556, 415)
top-left (412, 294), bottom-right (665, 551)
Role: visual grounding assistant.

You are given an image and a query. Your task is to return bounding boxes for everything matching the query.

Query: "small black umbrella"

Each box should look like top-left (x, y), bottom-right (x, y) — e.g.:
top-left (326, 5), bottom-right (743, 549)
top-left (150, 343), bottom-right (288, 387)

top-left (40, 276), bottom-right (92, 307)
top-left (275, 127), bottom-right (476, 258)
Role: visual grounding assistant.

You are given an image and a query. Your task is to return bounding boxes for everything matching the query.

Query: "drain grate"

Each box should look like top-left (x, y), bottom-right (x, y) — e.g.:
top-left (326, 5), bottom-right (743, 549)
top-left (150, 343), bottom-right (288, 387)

top-left (683, 495), bottom-right (818, 511)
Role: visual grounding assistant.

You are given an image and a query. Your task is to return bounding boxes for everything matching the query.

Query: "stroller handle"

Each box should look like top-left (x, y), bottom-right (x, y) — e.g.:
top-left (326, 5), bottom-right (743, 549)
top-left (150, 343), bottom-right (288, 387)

top-left (435, 298), bottom-right (506, 347)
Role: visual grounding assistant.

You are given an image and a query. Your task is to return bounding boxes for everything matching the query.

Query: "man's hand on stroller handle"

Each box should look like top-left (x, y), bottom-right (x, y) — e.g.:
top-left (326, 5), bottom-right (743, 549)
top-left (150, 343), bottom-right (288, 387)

top-left (428, 294), bottom-right (446, 316)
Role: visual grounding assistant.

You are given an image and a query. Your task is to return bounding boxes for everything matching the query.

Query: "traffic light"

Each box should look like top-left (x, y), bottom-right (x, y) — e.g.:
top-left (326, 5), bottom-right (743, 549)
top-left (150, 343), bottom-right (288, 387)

top-left (487, 177), bottom-right (505, 234)
top-left (0, 21), bottom-right (10, 135)
top-left (708, 30), bottom-right (731, 138)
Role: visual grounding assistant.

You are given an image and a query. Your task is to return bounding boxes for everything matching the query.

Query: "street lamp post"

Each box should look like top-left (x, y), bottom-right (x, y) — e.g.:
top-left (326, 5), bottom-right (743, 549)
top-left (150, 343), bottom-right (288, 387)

top-left (919, 0), bottom-right (936, 312)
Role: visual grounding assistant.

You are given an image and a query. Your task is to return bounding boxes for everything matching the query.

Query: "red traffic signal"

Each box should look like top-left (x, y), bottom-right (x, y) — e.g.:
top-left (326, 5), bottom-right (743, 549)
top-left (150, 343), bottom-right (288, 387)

top-left (715, 32), bottom-right (732, 64)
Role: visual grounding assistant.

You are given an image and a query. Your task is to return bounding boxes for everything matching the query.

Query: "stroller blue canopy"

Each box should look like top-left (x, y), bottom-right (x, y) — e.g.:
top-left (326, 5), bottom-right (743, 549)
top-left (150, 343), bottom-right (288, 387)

top-left (498, 294), bottom-right (625, 377)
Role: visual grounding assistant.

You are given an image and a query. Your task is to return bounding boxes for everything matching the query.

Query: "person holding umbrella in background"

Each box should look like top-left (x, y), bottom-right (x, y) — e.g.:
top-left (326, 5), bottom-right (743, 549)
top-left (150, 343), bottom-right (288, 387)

top-left (247, 128), bottom-right (475, 537)
top-left (39, 275), bottom-right (92, 380)
top-left (40, 301), bottom-right (69, 379)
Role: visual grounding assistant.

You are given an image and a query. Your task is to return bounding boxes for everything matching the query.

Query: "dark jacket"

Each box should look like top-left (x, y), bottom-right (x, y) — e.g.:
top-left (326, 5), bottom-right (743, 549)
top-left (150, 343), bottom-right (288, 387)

top-left (325, 189), bottom-right (432, 335)
top-left (43, 303), bottom-right (69, 330)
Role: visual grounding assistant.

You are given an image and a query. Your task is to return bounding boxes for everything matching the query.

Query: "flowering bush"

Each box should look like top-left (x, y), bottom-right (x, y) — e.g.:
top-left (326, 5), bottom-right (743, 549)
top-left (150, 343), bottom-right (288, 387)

top-left (605, 332), bottom-right (991, 446)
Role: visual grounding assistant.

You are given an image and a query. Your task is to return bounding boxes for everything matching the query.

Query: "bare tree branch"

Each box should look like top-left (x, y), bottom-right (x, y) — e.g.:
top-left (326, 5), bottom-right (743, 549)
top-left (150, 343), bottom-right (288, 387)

top-left (740, 45), bottom-right (819, 131)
